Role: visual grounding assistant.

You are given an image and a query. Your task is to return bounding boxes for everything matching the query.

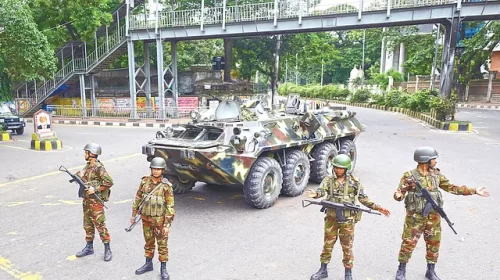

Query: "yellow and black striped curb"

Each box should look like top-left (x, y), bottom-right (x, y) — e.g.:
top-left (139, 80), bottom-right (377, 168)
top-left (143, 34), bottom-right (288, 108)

top-left (0, 131), bottom-right (12, 141)
top-left (31, 139), bottom-right (63, 151)
top-left (457, 103), bottom-right (500, 110)
top-left (327, 100), bottom-right (472, 132)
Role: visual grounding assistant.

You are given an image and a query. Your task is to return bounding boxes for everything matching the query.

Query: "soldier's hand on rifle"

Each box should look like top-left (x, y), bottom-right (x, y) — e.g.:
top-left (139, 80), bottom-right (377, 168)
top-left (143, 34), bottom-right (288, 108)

top-left (377, 206), bottom-right (391, 217)
top-left (403, 178), bottom-right (416, 191)
top-left (476, 187), bottom-right (490, 197)
top-left (304, 188), bottom-right (317, 198)
top-left (87, 186), bottom-right (95, 194)
top-left (76, 171), bottom-right (82, 178)
top-left (130, 217), bottom-right (136, 224)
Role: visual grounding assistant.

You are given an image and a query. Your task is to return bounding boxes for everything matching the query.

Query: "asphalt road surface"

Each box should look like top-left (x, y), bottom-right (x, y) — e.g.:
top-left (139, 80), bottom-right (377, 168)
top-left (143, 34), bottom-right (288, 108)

top-left (0, 107), bottom-right (498, 280)
top-left (456, 108), bottom-right (500, 141)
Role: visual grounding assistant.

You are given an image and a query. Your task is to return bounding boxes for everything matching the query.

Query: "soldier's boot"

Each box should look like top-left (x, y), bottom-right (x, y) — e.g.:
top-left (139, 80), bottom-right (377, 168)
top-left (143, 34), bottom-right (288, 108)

top-left (345, 268), bottom-right (353, 280)
top-left (76, 241), bottom-right (94, 258)
top-left (425, 264), bottom-right (441, 280)
top-left (135, 258), bottom-right (153, 275)
top-left (160, 262), bottom-right (169, 280)
top-left (310, 263), bottom-right (328, 280)
top-left (395, 262), bottom-right (406, 280)
top-left (103, 243), bottom-right (112, 262)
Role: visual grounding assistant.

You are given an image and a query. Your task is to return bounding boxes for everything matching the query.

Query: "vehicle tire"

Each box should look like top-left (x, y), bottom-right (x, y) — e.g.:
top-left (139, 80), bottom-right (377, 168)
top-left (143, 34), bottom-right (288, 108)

top-left (281, 150), bottom-right (310, 197)
top-left (309, 142), bottom-right (338, 184)
top-left (164, 175), bottom-right (195, 194)
top-left (339, 139), bottom-right (357, 172)
top-left (16, 127), bottom-right (24, 135)
top-left (243, 157), bottom-right (283, 209)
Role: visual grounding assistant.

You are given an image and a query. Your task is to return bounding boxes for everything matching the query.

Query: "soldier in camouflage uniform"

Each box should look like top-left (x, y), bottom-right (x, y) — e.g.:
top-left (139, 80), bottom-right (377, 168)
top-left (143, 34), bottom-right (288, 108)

top-left (75, 143), bottom-right (114, 261)
top-left (394, 147), bottom-right (490, 280)
top-left (131, 157), bottom-right (175, 280)
top-left (305, 154), bottom-right (391, 280)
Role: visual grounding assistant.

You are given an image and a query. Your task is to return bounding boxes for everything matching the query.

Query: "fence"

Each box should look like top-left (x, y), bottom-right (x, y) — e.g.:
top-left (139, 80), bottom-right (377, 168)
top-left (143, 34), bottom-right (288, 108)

top-left (46, 105), bottom-right (209, 120)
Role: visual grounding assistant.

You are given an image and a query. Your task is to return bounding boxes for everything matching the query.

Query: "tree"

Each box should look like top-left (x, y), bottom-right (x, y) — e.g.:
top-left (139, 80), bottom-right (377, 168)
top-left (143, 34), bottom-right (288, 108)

top-left (0, 0), bottom-right (57, 101)
top-left (28, 0), bottom-right (121, 47)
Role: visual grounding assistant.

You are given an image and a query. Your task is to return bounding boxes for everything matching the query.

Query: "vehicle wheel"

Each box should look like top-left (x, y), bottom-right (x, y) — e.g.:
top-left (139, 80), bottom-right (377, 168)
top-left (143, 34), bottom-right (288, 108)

top-left (164, 175), bottom-right (195, 194)
top-left (339, 139), bottom-right (357, 172)
top-left (309, 142), bottom-right (337, 183)
top-left (243, 157), bottom-right (283, 209)
top-left (16, 127), bottom-right (24, 135)
top-left (281, 150), bottom-right (310, 197)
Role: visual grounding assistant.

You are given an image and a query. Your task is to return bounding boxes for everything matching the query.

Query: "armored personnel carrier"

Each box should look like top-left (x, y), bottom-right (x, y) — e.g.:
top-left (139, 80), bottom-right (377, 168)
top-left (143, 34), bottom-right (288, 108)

top-left (142, 94), bottom-right (364, 209)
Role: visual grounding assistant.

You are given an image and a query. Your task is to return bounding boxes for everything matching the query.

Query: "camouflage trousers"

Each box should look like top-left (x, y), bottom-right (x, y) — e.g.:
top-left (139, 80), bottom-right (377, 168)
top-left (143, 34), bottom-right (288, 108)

top-left (398, 211), bottom-right (441, 264)
top-left (83, 199), bottom-right (110, 243)
top-left (142, 215), bottom-right (170, 262)
top-left (320, 215), bottom-right (356, 268)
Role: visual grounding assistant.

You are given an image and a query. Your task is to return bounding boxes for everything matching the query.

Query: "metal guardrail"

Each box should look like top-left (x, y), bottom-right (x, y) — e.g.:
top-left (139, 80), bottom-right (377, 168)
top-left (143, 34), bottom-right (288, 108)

top-left (19, 20), bottom-right (127, 116)
top-left (46, 105), bottom-right (209, 120)
top-left (129, 0), bottom-right (458, 30)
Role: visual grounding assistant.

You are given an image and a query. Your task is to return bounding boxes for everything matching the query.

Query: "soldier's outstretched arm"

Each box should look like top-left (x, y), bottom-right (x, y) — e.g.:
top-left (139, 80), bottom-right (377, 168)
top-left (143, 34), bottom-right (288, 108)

top-left (358, 183), bottom-right (391, 217)
top-left (438, 173), bottom-right (489, 196)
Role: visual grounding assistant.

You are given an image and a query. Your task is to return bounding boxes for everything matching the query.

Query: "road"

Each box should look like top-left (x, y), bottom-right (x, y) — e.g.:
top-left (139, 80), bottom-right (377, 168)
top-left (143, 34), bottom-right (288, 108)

top-left (456, 108), bottom-right (500, 141)
top-left (0, 108), bottom-right (498, 280)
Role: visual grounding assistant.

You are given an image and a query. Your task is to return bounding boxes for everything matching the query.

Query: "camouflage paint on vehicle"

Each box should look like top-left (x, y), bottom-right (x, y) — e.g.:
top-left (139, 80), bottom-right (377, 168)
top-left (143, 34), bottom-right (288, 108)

top-left (142, 94), bottom-right (364, 208)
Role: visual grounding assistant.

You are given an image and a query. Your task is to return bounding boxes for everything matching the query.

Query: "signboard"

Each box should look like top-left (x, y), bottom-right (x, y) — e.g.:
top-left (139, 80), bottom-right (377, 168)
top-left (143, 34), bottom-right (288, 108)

top-left (178, 97), bottom-right (199, 113)
top-left (33, 109), bottom-right (57, 140)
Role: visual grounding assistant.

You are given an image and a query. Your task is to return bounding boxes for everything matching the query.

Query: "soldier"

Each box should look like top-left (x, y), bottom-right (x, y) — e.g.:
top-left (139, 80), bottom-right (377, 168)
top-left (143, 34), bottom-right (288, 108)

top-left (393, 147), bottom-right (490, 280)
top-left (305, 154), bottom-right (391, 280)
top-left (131, 157), bottom-right (175, 280)
top-left (75, 143), bottom-right (113, 261)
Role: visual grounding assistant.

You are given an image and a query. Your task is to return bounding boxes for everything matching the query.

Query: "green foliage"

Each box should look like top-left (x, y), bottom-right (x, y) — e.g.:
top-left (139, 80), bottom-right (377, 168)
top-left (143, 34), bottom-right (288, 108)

top-left (384, 90), bottom-right (409, 108)
top-left (372, 69), bottom-right (404, 89)
top-left (405, 89), bottom-right (433, 112)
top-left (350, 89), bottom-right (371, 103)
top-left (0, 0), bottom-right (57, 100)
top-left (278, 83), bottom-right (350, 100)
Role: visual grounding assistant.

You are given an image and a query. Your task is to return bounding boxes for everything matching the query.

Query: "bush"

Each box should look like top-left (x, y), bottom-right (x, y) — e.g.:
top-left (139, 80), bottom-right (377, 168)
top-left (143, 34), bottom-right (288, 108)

top-left (369, 94), bottom-right (386, 105)
top-left (406, 89), bottom-right (432, 112)
top-left (350, 89), bottom-right (371, 103)
top-left (384, 90), bottom-right (409, 108)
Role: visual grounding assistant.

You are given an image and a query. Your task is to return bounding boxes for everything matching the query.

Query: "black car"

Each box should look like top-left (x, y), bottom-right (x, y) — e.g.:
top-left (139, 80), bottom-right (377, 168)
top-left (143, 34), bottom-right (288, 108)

top-left (0, 103), bottom-right (26, 135)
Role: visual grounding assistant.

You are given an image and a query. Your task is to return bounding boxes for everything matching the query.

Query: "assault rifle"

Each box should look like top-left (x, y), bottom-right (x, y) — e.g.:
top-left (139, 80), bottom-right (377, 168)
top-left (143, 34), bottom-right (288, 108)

top-left (302, 200), bottom-right (381, 222)
top-left (58, 165), bottom-right (107, 209)
top-left (125, 182), bottom-right (163, 232)
top-left (409, 174), bottom-right (457, 234)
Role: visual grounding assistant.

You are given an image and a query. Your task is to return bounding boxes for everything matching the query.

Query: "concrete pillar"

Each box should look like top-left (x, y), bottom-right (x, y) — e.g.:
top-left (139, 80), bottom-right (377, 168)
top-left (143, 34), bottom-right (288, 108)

top-left (90, 75), bottom-right (97, 117)
top-left (439, 17), bottom-right (459, 99)
top-left (465, 83), bottom-right (470, 101)
top-left (487, 71), bottom-right (497, 102)
top-left (79, 75), bottom-right (87, 118)
top-left (144, 41), bottom-right (152, 117)
top-left (171, 41), bottom-right (179, 110)
top-left (380, 27), bottom-right (387, 73)
top-left (156, 37), bottom-right (166, 120)
top-left (398, 42), bottom-right (406, 74)
top-left (127, 38), bottom-right (138, 119)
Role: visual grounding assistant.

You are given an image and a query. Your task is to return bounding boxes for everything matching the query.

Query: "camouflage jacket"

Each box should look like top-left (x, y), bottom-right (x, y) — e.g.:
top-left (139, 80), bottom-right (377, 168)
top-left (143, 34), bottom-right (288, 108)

top-left (394, 167), bottom-right (476, 213)
top-left (132, 176), bottom-right (175, 222)
top-left (316, 175), bottom-right (380, 220)
top-left (81, 160), bottom-right (113, 201)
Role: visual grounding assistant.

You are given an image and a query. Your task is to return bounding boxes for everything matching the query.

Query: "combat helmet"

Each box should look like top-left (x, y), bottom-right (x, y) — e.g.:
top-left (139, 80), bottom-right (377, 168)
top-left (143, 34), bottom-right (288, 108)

top-left (150, 157), bottom-right (167, 169)
top-left (413, 147), bottom-right (438, 163)
top-left (332, 154), bottom-right (352, 171)
top-left (83, 143), bottom-right (102, 155)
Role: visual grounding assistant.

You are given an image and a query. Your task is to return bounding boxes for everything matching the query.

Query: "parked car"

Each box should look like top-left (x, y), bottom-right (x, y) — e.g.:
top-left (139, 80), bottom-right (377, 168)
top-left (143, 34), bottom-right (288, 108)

top-left (0, 103), bottom-right (26, 135)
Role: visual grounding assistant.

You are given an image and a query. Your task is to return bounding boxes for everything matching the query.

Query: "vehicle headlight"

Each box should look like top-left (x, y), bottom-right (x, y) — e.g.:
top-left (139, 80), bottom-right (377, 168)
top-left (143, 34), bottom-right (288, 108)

top-left (19, 118), bottom-right (24, 122)
top-left (0, 119), bottom-right (4, 123)
top-left (190, 110), bottom-right (199, 120)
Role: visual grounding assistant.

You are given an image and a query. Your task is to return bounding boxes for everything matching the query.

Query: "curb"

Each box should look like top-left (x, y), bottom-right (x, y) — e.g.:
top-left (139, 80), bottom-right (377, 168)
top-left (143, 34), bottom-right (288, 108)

top-left (31, 139), bottom-right (63, 151)
top-left (332, 100), bottom-right (472, 132)
top-left (0, 131), bottom-right (12, 141)
top-left (26, 119), bottom-right (174, 128)
top-left (457, 103), bottom-right (500, 110)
